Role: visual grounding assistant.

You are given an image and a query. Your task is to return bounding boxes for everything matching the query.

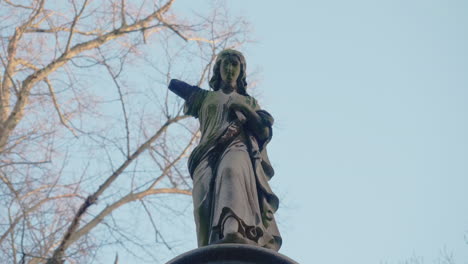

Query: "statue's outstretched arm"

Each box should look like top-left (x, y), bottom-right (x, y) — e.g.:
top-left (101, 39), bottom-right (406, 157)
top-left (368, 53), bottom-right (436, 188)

top-left (168, 79), bottom-right (197, 100)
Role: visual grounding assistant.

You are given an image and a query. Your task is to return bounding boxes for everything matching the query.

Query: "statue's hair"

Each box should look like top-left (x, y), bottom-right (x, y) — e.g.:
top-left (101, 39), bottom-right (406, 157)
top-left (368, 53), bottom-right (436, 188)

top-left (209, 49), bottom-right (248, 95)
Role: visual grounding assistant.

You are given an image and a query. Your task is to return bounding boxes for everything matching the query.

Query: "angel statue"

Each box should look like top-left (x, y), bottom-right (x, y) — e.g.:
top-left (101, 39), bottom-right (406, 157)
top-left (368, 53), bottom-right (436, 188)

top-left (168, 49), bottom-right (281, 251)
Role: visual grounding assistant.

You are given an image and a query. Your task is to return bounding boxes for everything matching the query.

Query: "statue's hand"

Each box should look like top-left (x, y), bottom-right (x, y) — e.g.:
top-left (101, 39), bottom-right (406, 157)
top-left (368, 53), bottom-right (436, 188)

top-left (228, 94), bottom-right (252, 114)
top-left (226, 95), bottom-right (269, 140)
top-left (234, 110), bottom-right (247, 124)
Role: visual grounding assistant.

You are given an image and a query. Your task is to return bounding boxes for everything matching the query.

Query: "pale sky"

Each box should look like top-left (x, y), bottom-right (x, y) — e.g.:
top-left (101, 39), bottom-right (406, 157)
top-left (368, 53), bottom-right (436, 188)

top-left (95, 0), bottom-right (468, 263)
top-left (2, 0), bottom-right (467, 263)
top-left (220, 0), bottom-right (468, 263)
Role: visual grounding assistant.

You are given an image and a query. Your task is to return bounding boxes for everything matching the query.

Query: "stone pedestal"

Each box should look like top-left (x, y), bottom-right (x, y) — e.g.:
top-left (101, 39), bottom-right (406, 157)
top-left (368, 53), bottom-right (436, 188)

top-left (166, 244), bottom-right (298, 264)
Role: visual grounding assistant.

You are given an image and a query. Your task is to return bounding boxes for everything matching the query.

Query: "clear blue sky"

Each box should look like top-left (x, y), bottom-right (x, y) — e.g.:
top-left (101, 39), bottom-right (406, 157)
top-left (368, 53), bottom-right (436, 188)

top-left (98, 1), bottom-right (468, 263)
top-left (217, 0), bottom-right (468, 263)
top-left (3, 1), bottom-right (467, 263)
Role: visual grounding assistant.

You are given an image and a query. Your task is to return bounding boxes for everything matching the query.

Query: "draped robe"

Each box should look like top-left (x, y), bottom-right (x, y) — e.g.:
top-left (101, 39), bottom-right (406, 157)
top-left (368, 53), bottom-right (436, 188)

top-left (171, 80), bottom-right (282, 251)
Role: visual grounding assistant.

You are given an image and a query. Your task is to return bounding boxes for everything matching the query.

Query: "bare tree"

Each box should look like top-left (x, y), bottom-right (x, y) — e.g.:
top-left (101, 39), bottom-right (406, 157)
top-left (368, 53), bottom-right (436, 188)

top-left (382, 247), bottom-right (461, 264)
top-left (0, 0), bottom-right (250, 263)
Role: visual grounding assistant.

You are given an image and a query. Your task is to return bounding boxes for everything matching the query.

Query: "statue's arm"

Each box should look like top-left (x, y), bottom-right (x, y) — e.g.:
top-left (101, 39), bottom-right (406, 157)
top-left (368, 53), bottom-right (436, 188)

top-left (230, 102), bottom-right (271, 142)
top-left (168, 79), bottom-right (197, 100)
top-left (247, 110), bottom-right (271, 142)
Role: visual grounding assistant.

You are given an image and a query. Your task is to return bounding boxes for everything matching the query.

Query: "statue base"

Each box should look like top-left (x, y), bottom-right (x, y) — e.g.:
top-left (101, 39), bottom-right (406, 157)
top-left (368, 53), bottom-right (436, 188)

top-left (166, 244), bottom-right (298, 264)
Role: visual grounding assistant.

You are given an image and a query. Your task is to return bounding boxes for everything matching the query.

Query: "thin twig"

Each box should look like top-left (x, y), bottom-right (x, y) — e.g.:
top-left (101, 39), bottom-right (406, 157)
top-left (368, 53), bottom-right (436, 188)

top-left (44, 78), bottom-right (79, 137)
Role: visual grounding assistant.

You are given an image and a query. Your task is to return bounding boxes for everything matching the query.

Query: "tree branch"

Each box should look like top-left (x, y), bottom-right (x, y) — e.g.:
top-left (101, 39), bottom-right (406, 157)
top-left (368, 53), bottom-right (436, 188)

top-left (64, 0), bottom-right (89, 52)
top-left (44, 78), bottom-right (78, 137)
top-left (0, 0), bottom-right (45, 123)
top-left (67, 188), bottom-right (190, 248)
top-left (45, 114), bottom-right (186, 264)
top-left (0, 193), bottom-right (80, 245)
top-left (0, 0), bottom-right (176, 152)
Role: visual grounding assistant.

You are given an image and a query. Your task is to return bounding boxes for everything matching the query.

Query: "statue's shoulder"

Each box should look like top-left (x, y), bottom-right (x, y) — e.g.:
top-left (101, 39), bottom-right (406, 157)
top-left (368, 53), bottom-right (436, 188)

top-left (193, 87), bottom-right (212, 98)
top-left (199, 88), bottom-right (215, 99)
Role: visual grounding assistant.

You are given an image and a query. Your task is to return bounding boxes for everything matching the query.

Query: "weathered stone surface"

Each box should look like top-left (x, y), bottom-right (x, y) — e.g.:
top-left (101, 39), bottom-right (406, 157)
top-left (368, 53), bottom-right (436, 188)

top-left (168, 49), bottom-right (281, 250)
top-left (165, 244), bottom-right (298, 264)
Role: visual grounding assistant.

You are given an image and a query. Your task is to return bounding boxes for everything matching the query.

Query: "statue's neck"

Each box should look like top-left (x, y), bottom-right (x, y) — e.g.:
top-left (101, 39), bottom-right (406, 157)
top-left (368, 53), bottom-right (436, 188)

top-left (220, 81), bottom-right (237, 94)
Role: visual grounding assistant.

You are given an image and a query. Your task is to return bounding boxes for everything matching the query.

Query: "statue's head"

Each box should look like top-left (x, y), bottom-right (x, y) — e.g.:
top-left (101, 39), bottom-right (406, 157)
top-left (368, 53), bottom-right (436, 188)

top-left (209, 49), bottom-right (248, 95)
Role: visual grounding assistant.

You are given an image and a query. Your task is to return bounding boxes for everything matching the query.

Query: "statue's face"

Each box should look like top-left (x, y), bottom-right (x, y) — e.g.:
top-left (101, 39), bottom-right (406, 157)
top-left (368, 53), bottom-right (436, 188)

top-left (220, 55), bottom-right (241, 85)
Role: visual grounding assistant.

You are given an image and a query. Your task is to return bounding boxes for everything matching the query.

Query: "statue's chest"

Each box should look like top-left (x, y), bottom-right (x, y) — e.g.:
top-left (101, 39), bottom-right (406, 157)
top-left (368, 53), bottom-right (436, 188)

top-left (201, 92), bottom-right (234, 120)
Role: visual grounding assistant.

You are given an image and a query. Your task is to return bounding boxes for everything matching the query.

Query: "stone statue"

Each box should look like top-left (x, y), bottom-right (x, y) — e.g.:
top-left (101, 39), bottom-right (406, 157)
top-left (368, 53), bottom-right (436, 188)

top-left (168, 49), bottom-right (281, 251)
